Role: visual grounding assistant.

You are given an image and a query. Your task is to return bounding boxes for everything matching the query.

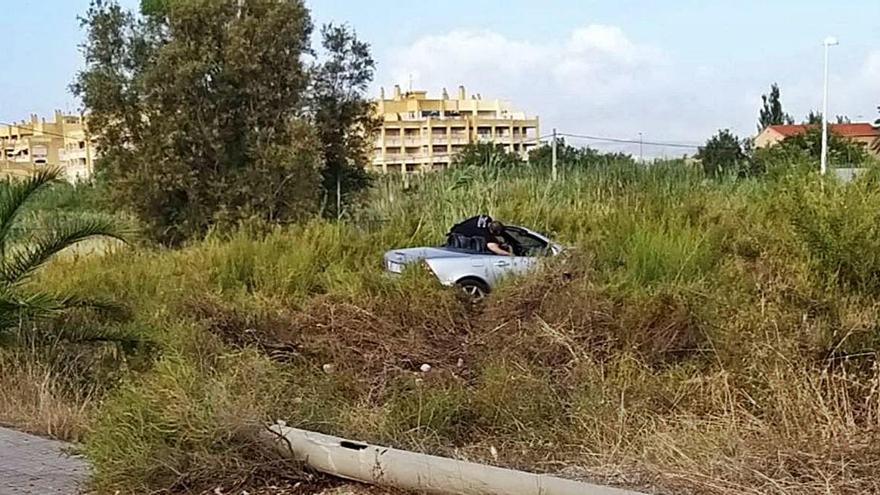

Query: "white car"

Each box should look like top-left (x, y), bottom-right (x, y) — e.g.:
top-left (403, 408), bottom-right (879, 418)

top-left (382, 225), bottom-right (564, 299)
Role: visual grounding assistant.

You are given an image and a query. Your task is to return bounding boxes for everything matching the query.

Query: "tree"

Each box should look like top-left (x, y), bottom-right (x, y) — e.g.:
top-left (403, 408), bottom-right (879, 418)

top-left (527, 138), bottom-right (634, 169)
top-left (308, 23), bottom-right (379, 219)
top-left (754, 127), bottom-right (870, 171)
top-left (451, 143), bottom-right (523, 169)
top-left (807, 111), bottom-right (852, 125)
top-left (696, 129), bottom-right (749, 177)
top-left (0, 170), bottom-right (123, 337)
top-left (804, 110), bottom-right (822, 125)
top-left (758, 83), bottom-right (794, 132)
top-left (74, 0), bottom-right (321, 244)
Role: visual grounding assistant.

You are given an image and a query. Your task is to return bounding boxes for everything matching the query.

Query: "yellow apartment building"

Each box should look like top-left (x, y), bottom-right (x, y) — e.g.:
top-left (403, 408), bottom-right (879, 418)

top-left (0, 110), bottom-right (96, 183)
top-left (373, 85), bottom-right (540, 174)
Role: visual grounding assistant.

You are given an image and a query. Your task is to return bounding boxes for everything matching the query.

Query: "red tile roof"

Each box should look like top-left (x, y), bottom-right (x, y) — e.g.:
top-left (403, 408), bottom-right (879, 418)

top-left (767, 123), bottom-right (879, 137)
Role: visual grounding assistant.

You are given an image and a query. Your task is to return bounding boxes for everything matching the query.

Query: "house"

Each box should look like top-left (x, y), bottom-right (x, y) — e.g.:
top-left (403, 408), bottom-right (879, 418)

top-left (755, 123), bottom-right (880, 158)
top-left (372, 85), bottom-right (540, 174)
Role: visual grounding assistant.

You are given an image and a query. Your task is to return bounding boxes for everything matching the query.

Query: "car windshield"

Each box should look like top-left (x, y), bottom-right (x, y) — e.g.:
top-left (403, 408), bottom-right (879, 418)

top-left (502, 228), bottom-right (550, 257)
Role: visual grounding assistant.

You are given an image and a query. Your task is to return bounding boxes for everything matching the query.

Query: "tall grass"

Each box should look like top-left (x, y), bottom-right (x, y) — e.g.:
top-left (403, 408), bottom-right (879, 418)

top-left (19, 159), bottom-right (880, 494)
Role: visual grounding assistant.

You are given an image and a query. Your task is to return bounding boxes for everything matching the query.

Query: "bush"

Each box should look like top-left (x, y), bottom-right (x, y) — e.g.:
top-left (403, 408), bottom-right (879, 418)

top-left (451, 142), bottom-right (524, 169)
top-left (785, 174), bottom-right (880, 294)
top-left (754, 127), bottom-right (872, 175)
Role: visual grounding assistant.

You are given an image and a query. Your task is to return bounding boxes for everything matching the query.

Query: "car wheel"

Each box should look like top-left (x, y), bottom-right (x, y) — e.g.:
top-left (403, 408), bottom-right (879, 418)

top-left (456, 278), bottom-right (490, 302)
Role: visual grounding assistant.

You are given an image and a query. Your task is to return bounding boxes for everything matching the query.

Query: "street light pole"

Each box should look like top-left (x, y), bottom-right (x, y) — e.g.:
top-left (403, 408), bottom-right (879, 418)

top-left (820, 36), bottom-right (838, 175)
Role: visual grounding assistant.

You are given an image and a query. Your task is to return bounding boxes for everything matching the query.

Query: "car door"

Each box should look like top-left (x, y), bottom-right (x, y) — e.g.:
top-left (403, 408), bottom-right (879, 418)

top-left (500, 227), bottom-right (552, 279)
top-left (475, 253), bottom-right (510, 286)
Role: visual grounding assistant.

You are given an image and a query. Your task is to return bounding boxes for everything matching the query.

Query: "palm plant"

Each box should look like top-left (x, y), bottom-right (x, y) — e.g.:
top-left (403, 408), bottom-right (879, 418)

top-left (0, 168), bottom-right (124, 335)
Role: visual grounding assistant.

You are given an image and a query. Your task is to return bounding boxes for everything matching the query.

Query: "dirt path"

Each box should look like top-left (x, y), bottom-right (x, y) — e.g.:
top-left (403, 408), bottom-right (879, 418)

top-left (0, 427), bottom-right (88, 495)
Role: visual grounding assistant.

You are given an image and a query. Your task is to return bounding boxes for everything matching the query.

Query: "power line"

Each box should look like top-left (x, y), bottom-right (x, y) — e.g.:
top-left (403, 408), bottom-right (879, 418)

top-left (559, 132), bottom-right (701, 150)
top-left (0, 123), bottom-right (742, 153)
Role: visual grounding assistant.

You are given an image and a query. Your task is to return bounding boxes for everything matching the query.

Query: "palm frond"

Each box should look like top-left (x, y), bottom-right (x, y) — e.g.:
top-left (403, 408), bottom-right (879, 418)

top-left (0, 289), bottom-right (66, 332)
top-left (0, 168), bottom-right (61, 255)
top-left (54, 293), bottom-right (131, 320)
top-left (0, 218), bottom-right (126, 286)
top-left (45, 323), bottom-right (146, 349)
top-left (0, 289), bottom-right (136, 345)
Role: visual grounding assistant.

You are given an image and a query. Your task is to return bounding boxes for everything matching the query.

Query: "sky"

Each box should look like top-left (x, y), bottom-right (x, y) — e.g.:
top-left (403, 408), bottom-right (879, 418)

top-left (2, 0), bottom-right (879, 156)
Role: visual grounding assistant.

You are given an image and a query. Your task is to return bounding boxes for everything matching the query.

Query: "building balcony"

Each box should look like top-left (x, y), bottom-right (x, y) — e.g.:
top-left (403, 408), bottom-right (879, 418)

top-left (60, 149), bottom-right (88, 161)
top-left (376, 152), bottom-right (454, 164)
top-left (383, 153), bottom-right (426, 162)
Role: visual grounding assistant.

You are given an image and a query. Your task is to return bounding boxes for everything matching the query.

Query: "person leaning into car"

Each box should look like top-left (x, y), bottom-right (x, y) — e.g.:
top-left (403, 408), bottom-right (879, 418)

top-left (449, 215), bottom-right (512, 256)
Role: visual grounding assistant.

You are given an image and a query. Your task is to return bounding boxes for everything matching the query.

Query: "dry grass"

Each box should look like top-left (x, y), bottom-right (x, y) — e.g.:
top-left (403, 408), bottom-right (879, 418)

top-left (167, 258), bottom-right (880, 494)
top-left (0, 346), bottom-right (95, 442)
top-left (17, 161), bottom-right (880, 494)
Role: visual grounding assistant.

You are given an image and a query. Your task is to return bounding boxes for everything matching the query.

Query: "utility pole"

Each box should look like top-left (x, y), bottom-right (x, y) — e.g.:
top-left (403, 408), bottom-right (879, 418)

top-left (551, 128), bottom-right (558, 182)
top-left (820, 36), bottom-right (839, 175)
top-left (638, 132), bottom-right (644, 163)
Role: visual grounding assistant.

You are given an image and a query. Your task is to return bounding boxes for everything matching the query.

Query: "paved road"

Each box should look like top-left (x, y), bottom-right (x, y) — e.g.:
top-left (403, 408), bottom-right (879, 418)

top-left (0, 427), bottom-right (88, 495)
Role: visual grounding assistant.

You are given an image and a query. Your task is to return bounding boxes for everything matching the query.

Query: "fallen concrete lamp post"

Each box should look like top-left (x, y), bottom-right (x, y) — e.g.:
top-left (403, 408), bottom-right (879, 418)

top-left (265, 422), bottom-right (647, 495)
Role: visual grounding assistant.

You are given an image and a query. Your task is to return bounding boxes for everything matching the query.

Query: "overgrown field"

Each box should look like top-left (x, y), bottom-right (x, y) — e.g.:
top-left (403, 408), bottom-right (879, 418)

top-left (9, 161), bottom-right (880, 494)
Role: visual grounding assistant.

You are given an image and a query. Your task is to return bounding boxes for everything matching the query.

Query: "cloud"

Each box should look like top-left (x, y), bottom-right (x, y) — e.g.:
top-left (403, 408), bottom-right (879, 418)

top-left (379, 27), bottom-right (880, 156)
top-left (862, 51), bottom-right (880, 83)
top-left (858, 52), bottom-right (880, 110)
top-left (381, 25), bottom-right (716, 156)
top-left (387, 25), bottom-right (665, 107)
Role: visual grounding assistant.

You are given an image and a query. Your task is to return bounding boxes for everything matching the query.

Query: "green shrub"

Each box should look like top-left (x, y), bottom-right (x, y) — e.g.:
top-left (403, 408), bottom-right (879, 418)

top-left (785, 175), bottom-right (880, 294)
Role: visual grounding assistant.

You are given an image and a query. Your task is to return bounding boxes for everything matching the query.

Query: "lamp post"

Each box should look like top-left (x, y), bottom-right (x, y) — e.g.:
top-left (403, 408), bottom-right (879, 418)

top-left (820, 36), bottom-right (839, 175)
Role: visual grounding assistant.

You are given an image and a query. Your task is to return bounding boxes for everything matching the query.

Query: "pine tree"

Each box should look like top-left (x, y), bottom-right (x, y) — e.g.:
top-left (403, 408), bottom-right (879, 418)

top-left (758, 83), bottom-right (794, 132)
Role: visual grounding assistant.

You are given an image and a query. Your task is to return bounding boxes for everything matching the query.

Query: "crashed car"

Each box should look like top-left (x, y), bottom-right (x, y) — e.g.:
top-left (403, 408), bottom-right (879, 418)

top-left (382, 223), bottom-right (564, 300)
